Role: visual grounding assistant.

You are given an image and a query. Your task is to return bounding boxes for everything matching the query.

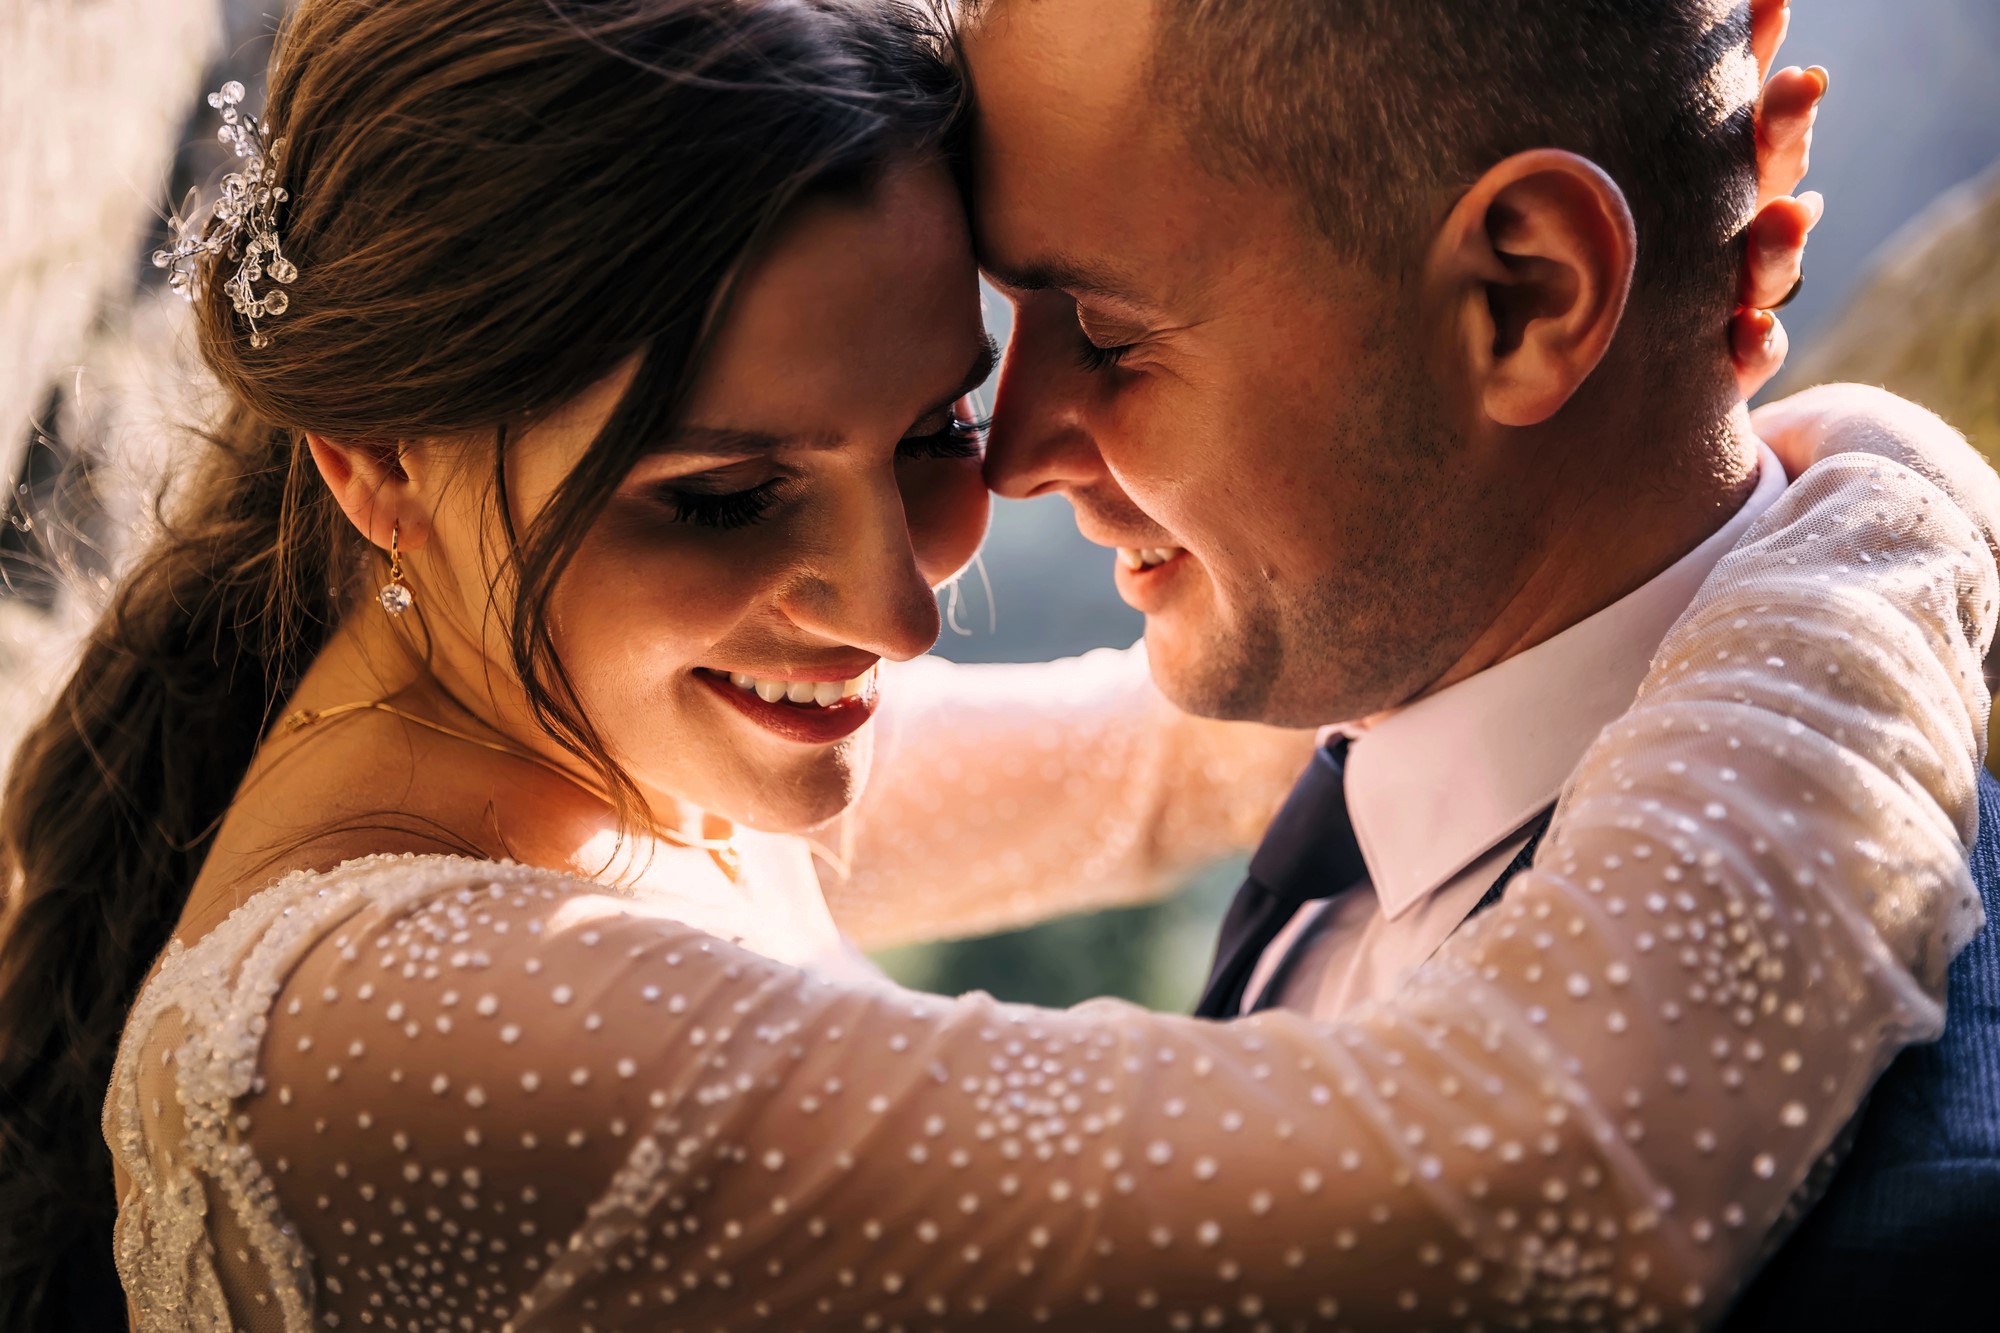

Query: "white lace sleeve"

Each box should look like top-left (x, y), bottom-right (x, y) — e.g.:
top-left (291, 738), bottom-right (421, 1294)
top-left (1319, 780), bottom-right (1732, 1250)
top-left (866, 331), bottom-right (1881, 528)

top-left (109, 456), bottom-right (1992, 1331)
top-left (830, 646), bottom-right (1315, 948)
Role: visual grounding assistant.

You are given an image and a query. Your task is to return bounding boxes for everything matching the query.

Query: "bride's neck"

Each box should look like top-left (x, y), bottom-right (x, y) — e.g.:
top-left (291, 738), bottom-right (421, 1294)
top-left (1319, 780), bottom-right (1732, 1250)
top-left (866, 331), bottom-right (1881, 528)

top-left (198, 612), bottom-right (713, 895)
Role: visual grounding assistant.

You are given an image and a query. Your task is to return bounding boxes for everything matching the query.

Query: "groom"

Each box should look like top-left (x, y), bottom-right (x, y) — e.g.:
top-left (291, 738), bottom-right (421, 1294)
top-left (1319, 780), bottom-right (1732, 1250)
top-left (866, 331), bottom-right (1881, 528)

top-left (958, 0), bottom-right (1999, 1325)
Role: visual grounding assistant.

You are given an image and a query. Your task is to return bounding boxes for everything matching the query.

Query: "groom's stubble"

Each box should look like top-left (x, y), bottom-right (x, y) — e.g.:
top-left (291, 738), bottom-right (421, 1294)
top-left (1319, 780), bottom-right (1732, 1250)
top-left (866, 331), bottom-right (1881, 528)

top-left (1155, 336), bottom-right (1509, 728)
top-left (970, 0), bottom-right (1757, 729)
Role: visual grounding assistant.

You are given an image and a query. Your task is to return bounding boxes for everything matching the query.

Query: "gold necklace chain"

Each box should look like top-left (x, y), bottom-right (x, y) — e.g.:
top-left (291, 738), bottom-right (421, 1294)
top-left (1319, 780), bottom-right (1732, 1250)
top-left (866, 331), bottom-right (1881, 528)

top-left (276, 700), bottom-right (742, 880)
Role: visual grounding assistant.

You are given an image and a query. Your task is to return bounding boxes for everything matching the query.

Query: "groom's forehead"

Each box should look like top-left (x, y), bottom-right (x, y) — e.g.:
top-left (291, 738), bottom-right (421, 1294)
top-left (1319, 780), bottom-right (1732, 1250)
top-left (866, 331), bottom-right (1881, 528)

top-left (965, 0), bottom-right (1190, 216)
top-left (962, 0), bottom-right (1158, 120)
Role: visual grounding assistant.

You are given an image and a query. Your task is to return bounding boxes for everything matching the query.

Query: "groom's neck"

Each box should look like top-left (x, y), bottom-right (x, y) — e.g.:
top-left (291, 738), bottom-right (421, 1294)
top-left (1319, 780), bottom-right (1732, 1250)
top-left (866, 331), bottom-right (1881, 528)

top-left (1416, 395), bottom-right (1760, 703)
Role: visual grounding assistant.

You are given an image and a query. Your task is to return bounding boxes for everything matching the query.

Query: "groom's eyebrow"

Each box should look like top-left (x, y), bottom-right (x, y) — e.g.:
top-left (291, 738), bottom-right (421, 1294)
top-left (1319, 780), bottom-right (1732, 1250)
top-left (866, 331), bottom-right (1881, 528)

top-left (981, 251), bottom-right (1150, 306)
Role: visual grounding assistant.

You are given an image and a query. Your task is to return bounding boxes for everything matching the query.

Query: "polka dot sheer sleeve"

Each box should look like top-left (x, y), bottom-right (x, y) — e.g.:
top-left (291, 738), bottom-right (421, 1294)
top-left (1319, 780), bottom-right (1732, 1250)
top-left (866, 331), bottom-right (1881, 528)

top-left (107, 454), bottom-right (1993, 1332)
top-left (831, 646), bottom-right (1316, 950)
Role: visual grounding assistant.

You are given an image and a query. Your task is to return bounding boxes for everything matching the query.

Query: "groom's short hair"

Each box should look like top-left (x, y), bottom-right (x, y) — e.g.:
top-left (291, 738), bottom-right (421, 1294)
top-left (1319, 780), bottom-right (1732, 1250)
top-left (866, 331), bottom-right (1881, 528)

top-left (1151, 0), bottom-right (1760, 354)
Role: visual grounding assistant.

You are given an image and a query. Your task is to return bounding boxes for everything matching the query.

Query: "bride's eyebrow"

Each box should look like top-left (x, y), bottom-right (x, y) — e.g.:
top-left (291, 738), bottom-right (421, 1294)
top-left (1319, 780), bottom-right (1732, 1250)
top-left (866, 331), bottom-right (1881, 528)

top-left (929, 334), bottom-right (1001, 417)
top-left (649, 425), bottom-right (815, 458)
top-left (644, 335), bottom-right (999, 458)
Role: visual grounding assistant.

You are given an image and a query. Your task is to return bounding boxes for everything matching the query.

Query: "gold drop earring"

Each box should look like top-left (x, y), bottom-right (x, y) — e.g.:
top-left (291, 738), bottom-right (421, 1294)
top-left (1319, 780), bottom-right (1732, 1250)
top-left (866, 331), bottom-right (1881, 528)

top-left (378, 522), bottom-right (413, 617)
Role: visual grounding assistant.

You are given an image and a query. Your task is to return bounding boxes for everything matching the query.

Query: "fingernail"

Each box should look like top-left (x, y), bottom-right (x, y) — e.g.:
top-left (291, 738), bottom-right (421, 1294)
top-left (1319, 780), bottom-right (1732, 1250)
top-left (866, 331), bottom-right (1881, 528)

top-left (1799, 190), bottom-right (1825, 226)
top-left (1807, 65), bottom-right (1830, 95)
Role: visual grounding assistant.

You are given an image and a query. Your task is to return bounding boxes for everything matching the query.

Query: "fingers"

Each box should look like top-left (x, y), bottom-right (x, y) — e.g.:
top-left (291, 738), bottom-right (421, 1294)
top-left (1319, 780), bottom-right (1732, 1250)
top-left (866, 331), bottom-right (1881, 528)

top-left (1751, 0), bottom-right (1793, 85)
top-left (1756, 65), bottom-right (1828, 207)
top-left (1741, 192), bottom-right (1823, 311)
top-left (1733, 307), bottom-right (1792, 402)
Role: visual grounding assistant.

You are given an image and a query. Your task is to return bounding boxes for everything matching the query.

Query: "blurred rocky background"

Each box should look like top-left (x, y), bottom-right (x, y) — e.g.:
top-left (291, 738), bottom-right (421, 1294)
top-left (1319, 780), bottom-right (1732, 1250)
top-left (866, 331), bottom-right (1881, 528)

top-left (3, 0), bottom-right (1997, 1010)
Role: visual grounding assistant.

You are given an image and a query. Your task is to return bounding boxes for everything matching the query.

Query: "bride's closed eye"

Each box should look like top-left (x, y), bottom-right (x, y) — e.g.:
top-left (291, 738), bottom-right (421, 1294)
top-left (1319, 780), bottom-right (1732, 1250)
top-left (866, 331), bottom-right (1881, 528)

top-left (654, 408), bottom-right (989, 530)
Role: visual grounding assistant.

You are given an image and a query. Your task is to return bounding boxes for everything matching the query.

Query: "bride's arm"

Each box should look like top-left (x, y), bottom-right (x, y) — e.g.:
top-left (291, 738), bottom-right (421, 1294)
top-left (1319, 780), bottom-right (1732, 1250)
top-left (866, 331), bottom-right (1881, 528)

top-left (829, 646), bottom-right (1315, 949)
top-left (240, 448), bottom-right (1992, 1327)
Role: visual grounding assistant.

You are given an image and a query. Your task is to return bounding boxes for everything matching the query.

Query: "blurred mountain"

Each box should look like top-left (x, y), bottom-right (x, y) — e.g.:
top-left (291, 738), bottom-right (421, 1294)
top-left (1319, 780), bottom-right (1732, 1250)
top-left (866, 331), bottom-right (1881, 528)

top-left (1773, 0), bottom-right (2000, 353)
top-left (1785, 157), bottom-right (2000, 455)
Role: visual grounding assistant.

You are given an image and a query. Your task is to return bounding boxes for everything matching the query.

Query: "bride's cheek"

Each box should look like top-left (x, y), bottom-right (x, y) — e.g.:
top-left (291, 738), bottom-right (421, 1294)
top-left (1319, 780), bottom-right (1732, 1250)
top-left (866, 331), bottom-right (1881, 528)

top-left (904, 459), bottom-right (992, 582)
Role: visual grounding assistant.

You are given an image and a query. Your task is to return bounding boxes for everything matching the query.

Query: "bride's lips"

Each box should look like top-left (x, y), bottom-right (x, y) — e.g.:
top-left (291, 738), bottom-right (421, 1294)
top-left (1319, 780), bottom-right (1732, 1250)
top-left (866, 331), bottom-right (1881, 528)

top-left (694, 666), bottom-right (879, 745)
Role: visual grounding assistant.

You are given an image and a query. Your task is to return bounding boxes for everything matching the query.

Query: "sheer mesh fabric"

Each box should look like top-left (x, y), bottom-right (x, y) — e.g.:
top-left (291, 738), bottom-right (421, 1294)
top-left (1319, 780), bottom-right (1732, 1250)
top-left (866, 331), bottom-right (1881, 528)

top-left (106, 456), bottom-right (1992, 1331)
top-left (835, 644), bottom-right (1316, 950)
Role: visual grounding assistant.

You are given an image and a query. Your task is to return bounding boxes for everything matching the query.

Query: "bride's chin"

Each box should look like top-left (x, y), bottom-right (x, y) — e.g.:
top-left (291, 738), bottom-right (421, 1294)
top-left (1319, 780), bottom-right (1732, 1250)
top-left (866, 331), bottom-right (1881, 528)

top-left (675, 729), bottom-right (876, 837)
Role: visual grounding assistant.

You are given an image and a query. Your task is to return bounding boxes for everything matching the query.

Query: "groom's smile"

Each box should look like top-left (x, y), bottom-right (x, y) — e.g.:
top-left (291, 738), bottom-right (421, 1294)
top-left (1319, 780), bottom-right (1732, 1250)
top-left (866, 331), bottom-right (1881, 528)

top-left (967, 0), bottom-right (1499, 729)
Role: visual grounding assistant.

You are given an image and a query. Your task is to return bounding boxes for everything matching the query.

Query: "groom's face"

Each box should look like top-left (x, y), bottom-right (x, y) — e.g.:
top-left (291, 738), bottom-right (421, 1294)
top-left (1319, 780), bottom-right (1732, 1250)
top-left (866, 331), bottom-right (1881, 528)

top-left (969, 0), bottom-right (1508, 727)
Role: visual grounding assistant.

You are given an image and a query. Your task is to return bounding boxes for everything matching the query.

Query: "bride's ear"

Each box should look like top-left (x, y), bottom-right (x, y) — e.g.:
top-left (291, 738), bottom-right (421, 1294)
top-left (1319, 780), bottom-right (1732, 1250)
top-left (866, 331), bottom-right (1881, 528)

top-left (306, 433), bottom-right (434, 553)
top-left (1426, 149), bottom-right (1637, 428)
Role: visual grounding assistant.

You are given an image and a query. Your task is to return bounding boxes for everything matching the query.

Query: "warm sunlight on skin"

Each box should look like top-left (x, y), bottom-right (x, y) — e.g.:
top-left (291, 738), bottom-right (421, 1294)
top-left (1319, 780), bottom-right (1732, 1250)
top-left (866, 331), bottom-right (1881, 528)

top-left (966, 0), bottom-right (1539, 731)
top-left (472, 160), bottom-right (994, 834)
top-left (966, 0), bottom-right (1765, 736)
top-left (215, 160), bottom-right (993, 918)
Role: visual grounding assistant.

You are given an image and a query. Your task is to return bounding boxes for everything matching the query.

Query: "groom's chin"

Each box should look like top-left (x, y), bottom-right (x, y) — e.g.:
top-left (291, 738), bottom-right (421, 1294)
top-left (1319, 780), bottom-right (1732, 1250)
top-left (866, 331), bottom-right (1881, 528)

top-left (1141, 613), bottom-right (1285, 725)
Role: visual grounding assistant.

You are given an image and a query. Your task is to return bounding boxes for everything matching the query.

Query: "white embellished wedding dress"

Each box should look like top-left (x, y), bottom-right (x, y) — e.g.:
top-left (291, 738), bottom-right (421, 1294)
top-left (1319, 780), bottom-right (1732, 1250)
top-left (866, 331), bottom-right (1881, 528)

top-left (108, 455), bottom-right (1994, 1332)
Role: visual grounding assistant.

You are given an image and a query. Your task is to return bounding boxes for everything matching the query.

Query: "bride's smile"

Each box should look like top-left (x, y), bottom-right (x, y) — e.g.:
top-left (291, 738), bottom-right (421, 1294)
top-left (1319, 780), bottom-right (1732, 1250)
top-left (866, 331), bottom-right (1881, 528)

top-left (299, 160), bottom-right (996, 838)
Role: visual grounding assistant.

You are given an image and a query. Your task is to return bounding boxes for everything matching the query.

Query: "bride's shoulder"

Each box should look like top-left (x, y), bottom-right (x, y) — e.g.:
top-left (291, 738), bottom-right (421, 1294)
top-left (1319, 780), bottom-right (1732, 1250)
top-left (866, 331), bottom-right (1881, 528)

top-left (139, 854), bottom-right (659, 1022)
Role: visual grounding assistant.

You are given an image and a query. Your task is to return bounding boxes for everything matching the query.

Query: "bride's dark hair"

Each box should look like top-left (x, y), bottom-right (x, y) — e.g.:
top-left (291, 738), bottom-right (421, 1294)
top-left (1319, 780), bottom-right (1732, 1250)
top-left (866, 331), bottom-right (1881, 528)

top-left (0, 0), bottom-right (963, 1322)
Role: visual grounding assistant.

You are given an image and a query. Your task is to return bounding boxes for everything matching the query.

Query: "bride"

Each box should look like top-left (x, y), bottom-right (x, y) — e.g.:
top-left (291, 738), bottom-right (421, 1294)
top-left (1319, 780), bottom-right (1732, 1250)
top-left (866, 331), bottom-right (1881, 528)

top-left (0, 0), bottom-right (1988, 1329)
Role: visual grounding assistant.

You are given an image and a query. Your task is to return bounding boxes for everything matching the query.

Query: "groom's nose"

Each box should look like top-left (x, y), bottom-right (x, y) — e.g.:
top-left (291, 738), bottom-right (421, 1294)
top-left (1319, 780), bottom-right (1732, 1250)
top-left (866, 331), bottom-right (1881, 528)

top-left (984, 290), bottom-right (1111, 500)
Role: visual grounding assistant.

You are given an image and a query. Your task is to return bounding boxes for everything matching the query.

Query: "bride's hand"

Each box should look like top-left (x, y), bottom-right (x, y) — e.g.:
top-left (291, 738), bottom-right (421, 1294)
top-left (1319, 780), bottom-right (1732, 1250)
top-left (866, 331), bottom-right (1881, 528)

top-left (1756, 381), bottom-right (2000, 688)
top-left (1733, 0), bottom-right (1827, 399)
top-left (1755, 383), bottom-right (2000, 552)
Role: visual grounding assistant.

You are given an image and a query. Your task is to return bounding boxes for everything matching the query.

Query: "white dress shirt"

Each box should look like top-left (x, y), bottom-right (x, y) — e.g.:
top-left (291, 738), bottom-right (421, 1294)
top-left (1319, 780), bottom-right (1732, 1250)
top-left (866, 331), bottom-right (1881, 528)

top-left (1244, 446), bottom-right (1788, 1018)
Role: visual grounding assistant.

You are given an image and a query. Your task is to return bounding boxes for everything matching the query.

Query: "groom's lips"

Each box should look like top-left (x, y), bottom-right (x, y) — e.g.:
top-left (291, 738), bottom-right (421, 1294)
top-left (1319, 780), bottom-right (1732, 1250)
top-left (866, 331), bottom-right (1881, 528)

top-left (1111, 545), bottom-right (1191, 613)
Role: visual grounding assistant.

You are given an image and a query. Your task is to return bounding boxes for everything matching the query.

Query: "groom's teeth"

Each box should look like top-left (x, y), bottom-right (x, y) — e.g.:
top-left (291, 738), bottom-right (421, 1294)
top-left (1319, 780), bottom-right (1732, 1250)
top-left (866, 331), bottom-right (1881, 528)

top-left (1118, 546), bottom-right (1184, 570)
top-left (721, 666), bottom-right (876, 708)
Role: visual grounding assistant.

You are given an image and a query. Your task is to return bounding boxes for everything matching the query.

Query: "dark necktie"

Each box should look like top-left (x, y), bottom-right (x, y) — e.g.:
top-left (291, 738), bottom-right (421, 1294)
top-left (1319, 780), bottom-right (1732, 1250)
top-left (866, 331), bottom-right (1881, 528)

top-left (1193, 739), bottom-right (1560, 1020)
top-left (1192, 739), bottom-right (1367, 1019)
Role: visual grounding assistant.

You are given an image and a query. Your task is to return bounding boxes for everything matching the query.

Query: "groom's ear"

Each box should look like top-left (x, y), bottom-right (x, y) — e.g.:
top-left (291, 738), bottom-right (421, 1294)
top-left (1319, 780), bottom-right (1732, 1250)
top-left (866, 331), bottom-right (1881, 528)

top-left (1426, 149), bottom-right (1637, 428)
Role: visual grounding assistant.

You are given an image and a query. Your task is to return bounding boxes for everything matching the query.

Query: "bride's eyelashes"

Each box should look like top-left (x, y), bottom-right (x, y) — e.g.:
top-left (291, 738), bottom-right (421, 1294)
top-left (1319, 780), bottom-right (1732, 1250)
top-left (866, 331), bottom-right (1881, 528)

top-left (655, 414), bottom-right (989, 530)
top-left (898, 413), bottom-right (990, 460)
top-left (659, 477), bottom-right (788, 530)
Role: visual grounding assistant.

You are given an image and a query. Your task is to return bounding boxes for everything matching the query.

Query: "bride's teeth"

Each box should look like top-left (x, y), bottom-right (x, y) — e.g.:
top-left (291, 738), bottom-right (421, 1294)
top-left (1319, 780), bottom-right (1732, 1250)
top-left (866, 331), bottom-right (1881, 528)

top-left (722, 666), bottom-right (876, 707)
top-left (1117, 548), bottom-right (1146, 570)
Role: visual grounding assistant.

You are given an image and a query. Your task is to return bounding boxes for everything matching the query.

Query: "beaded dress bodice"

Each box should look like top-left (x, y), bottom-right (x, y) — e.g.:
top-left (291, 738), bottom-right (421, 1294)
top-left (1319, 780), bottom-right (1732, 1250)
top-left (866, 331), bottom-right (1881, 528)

top-left (108, 457), bottom-right (1995, 1331)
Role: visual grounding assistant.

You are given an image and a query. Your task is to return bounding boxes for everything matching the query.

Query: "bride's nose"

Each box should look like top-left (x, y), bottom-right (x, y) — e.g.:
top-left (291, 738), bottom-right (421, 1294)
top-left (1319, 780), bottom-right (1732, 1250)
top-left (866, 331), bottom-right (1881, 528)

top-left (776, 479), bottom-right (940, 662)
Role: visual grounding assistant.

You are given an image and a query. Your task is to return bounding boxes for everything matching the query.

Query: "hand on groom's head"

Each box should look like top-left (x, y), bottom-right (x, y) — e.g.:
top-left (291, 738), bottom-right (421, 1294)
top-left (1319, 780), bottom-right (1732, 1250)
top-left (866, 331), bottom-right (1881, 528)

top-left (1732, 0), bottom-right (1828, 399)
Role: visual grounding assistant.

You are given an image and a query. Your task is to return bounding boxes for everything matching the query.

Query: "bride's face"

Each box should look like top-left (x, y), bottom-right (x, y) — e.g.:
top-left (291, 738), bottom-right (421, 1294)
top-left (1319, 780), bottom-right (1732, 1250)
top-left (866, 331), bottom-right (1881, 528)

top-left (423, 161), bottom-right (993, 833)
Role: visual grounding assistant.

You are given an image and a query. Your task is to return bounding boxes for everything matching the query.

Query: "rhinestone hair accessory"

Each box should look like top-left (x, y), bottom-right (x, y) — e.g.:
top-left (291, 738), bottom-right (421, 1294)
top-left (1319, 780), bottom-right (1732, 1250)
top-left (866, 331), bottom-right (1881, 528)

top-left (152, 81), bottom-right (297, 349)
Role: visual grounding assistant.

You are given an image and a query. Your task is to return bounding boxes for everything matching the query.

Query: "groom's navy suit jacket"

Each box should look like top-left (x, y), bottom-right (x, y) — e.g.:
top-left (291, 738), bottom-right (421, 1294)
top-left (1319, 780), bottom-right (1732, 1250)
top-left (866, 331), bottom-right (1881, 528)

top-left (1719, 768), bottom-right (2000, 1328)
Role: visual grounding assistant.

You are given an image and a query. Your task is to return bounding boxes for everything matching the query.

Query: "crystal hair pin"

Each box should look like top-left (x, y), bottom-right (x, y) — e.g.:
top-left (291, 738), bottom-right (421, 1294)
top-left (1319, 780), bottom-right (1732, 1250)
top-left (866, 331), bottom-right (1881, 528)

top-left (152, 81), bottom-right (298, 349)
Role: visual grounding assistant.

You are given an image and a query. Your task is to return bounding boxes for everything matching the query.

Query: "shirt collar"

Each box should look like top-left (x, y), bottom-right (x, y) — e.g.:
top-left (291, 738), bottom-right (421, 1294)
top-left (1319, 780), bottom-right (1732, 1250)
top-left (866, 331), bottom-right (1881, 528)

top-left (1339, 446), bottom-right (1786, 920)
